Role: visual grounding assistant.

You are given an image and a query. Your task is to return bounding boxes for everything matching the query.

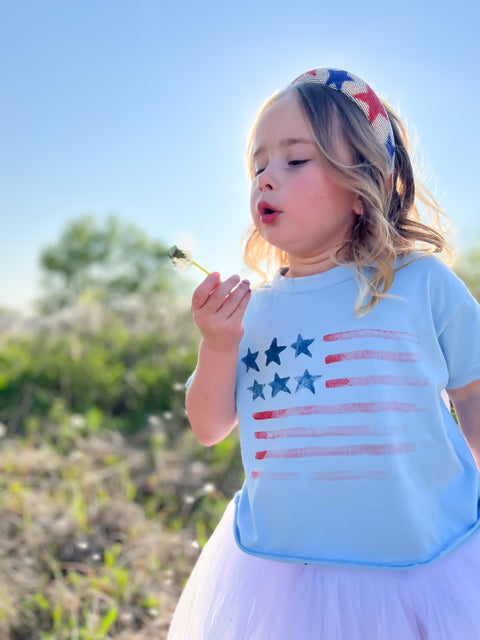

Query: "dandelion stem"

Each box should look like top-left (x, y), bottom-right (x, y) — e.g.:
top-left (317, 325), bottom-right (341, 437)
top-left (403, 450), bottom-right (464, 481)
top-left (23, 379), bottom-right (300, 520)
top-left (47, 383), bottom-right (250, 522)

top-left (189, 260), bottom-right (210, 276)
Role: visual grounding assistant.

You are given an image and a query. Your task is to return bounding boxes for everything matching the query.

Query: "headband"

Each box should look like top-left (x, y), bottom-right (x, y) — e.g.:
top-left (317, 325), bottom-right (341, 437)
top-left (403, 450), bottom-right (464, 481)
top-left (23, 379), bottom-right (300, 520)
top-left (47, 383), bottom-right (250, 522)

top-left (291, 68), bottom-right (395, 179)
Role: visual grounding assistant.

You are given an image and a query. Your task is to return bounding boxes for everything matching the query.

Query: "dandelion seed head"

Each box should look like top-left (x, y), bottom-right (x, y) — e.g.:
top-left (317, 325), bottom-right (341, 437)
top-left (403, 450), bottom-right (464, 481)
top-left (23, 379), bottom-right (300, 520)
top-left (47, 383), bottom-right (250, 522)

top-left (75, 539), bottom-right (89, 551)
top-left (203, 483), bottom-right (215, 494)
top-left (69, 414), bottom-right (86, 430)
top-left (168, 245), bottom-right (193, 272)
top-left (168, 244), bottom-right (210, 276)
top-left (147, 415), bottom-right (162, 428)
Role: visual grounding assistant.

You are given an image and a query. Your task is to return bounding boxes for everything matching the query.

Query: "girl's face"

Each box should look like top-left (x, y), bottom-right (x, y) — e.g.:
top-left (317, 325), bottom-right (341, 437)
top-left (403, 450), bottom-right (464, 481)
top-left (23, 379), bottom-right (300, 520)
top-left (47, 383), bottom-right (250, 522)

top-left (250, 91), bottom-right (361, 273)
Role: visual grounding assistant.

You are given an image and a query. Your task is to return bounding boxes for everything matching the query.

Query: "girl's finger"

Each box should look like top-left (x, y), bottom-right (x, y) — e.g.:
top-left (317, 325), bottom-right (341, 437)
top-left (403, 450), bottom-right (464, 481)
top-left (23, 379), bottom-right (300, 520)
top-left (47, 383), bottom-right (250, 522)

top-left (203, 275), bottom-right (242, 311)
top-left (191, 272), bottom-right (221, 310)
top-left (219, 280), bottom-right (251, 318)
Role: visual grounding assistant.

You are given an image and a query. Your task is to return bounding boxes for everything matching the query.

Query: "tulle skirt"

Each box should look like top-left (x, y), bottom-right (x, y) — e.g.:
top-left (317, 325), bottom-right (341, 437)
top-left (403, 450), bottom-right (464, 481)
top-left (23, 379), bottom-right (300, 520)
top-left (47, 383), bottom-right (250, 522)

top-left (167, 500), bottom-right (480, 639)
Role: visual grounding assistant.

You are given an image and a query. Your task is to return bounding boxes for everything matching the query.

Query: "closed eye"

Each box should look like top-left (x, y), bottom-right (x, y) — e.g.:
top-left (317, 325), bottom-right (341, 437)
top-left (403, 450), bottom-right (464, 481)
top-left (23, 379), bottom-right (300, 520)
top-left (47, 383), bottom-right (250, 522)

top-left (288, 159), bottom-right (309, 167)
top-left (254, 167), bottom-right (265, 177)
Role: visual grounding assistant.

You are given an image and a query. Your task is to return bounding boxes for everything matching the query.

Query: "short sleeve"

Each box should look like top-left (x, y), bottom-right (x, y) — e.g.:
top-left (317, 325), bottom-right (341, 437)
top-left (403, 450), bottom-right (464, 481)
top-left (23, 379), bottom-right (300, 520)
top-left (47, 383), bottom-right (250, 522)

top-left (185, 370), bottom-right (195, 389)
top-left (439, 291), bottom-right (480, 389)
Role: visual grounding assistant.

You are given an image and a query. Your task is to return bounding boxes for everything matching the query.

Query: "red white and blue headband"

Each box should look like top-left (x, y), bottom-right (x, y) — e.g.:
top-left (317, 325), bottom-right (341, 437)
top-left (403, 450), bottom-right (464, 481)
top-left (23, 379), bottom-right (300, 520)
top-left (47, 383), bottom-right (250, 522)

top-left (291, 68), bottom-right (395, 180)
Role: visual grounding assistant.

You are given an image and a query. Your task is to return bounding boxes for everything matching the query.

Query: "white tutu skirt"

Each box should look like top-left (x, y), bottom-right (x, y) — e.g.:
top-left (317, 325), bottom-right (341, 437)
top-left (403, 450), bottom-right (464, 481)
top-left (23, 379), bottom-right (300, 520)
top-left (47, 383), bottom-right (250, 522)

top-left (168, 500), bottom-right (480, 639)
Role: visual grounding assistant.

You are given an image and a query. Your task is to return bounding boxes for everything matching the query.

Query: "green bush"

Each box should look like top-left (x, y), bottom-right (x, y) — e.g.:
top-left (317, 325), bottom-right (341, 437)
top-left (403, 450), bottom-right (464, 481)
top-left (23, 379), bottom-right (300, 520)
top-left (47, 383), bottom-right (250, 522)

top-left (0, 297), bottom-right (198, 438)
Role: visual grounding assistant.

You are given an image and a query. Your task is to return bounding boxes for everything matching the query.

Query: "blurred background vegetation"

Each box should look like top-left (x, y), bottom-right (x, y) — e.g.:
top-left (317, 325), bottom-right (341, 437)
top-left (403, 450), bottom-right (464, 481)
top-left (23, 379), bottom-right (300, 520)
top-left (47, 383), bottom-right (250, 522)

top-left (0, 216), bottom-right (243, 640)
top-left (0, 216), bottom-right (478, 639)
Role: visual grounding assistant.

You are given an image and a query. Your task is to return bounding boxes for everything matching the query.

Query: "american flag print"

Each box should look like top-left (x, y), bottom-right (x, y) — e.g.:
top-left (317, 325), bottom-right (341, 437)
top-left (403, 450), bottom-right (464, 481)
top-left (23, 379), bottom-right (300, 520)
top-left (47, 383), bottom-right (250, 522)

top-left (241, 329), bottom-right (427, 483)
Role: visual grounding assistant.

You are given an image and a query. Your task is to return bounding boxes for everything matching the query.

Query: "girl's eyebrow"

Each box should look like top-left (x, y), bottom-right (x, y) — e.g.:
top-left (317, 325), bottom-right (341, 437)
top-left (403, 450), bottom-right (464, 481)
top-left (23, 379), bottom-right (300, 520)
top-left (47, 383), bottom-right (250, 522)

top-left (252, 137), bottom-right (315, 159)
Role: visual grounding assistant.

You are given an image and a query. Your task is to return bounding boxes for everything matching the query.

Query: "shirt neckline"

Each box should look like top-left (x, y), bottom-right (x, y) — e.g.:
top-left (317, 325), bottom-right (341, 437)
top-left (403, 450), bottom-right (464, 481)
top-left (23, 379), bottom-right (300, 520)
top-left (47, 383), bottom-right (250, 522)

top-left (270, 265), bottom-right (356, 294)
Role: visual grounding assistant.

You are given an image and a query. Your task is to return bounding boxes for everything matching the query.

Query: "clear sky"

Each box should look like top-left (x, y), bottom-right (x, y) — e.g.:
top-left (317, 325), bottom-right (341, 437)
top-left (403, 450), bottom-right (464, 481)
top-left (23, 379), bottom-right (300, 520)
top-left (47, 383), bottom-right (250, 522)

top-left (1, 0), bottom-right (479, 310)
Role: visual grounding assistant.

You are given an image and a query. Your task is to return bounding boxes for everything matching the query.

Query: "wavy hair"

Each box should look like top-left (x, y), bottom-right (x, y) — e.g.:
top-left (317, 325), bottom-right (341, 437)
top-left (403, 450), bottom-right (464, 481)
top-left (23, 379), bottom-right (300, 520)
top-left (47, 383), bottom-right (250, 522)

top-left (243, 82), bottom-right (450, 314)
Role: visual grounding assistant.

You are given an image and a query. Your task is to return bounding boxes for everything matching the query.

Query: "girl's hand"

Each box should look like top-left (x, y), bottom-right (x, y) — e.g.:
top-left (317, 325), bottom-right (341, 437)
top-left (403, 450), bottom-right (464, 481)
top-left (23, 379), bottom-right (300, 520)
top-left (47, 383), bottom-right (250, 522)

top-left (191, 272), bottom-right (251, 352)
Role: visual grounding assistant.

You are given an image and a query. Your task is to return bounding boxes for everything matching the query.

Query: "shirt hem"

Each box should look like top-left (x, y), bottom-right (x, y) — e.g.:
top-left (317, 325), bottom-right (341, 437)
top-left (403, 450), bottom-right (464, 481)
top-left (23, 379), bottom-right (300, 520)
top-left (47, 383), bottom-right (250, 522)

top-left (233, 493), bottom-right (480, 570)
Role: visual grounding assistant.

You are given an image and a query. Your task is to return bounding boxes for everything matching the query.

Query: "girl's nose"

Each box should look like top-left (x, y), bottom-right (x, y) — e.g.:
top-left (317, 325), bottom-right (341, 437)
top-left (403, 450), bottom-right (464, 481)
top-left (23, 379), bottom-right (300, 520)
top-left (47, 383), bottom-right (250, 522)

top-left (258, 166), bottom-right (278, 191)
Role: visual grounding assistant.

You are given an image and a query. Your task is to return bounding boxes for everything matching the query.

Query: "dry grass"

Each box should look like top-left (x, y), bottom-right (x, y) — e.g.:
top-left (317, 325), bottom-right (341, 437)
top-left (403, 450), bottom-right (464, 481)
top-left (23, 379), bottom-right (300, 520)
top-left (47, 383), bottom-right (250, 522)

top-left (0, 421), bottom-right (237, 639)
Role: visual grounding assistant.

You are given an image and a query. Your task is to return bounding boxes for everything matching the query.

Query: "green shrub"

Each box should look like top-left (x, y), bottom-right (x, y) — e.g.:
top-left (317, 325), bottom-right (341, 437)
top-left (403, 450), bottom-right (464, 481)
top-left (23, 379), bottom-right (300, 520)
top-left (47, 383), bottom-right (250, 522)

top-left (0, 297), bottom-right (198, 438)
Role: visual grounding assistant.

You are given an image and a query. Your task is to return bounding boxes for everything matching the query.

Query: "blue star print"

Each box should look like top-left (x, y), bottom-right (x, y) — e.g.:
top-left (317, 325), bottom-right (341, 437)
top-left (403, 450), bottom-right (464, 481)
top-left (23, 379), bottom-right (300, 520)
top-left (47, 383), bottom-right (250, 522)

top-left (241, 348), bottom-right (259, 373)
top-left (291, 334), bottom-right (314, 358)
top-left (326, 69), bottom-right (355, 91)
top-left (269, 373), bottom-right (291, 397)
top-left (247, 380), bottom-right (265, 401)
top-left (265, 337), bottom-right (287, 366)
top-left (295, 369), bottom-right (322, 394)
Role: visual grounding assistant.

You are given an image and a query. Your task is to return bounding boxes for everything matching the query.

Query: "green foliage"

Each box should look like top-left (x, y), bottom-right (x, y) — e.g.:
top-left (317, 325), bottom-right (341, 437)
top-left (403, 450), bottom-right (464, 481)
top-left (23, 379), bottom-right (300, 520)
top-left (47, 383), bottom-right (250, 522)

top-left (0, 298), bottom-right (198, 438)
top-left (38, 215), bottom-right (180, 312)
top-left (454, 246), bottom-right (480, 302)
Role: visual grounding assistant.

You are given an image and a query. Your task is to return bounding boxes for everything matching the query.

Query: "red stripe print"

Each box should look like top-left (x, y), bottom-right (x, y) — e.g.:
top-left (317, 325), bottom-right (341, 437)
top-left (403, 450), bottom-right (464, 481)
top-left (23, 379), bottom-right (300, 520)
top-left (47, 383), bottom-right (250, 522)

top-left (326, 375), bottom-right (428, 388)
top-left (312, 470), bottom-right (386, 481)
top-left (255, 426), bottom-right (381, 439)
top-left (255, 443), bottom-right (416, 459)
top-left (325, 350), bottom-right (419, 364)
top-left (323, 329), bottom-right (419, 343)
top-left (250, 471), bottom-right (300, 480)
top-left (253, 401), bottom-right (424, 420)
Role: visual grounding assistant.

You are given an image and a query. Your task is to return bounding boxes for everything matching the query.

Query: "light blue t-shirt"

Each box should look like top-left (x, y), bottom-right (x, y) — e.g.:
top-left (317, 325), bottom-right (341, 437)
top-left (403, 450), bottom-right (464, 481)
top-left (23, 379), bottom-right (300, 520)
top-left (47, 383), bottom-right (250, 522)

top-left (233, 255), bottom-right (480, 568)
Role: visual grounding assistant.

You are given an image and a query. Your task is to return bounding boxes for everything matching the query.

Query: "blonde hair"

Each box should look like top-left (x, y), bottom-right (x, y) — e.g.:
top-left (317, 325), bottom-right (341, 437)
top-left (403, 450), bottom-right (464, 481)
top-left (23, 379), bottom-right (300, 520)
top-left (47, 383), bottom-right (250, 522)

top-left (243, 82), bottom-right (450, 314)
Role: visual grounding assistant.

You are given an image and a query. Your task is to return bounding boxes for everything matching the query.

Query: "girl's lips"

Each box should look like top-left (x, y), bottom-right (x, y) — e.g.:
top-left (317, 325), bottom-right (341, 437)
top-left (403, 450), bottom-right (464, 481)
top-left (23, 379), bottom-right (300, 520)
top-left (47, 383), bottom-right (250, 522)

top-left (258, 201), bottom-right (281, 224)
top-left (260, 211), bottom-right (281, 224)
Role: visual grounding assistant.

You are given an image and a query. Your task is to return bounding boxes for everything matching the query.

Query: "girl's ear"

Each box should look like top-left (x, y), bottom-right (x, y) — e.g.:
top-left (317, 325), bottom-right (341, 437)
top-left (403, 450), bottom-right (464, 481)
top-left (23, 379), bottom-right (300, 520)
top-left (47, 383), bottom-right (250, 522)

top-left (353, 195), bottom-right (363, 216)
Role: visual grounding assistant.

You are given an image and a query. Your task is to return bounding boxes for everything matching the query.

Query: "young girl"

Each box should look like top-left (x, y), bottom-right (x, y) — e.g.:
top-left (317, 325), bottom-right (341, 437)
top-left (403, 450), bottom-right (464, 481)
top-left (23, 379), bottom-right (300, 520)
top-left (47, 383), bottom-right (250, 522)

top-left (167, 68), bottom-right (480, 639)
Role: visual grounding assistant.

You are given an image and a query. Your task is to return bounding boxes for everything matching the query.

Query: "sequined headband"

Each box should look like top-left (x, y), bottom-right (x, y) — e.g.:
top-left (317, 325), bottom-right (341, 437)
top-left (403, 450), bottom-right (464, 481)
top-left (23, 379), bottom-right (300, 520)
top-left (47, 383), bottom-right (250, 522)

top-left (291, 68), bottom-right (395, 179)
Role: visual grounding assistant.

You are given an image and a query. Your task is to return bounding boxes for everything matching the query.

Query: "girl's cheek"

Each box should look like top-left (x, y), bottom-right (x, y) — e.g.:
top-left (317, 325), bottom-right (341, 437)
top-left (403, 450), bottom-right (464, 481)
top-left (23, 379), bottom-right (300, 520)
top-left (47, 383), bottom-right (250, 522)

top-left (249, 192), bottom-right (258, 221)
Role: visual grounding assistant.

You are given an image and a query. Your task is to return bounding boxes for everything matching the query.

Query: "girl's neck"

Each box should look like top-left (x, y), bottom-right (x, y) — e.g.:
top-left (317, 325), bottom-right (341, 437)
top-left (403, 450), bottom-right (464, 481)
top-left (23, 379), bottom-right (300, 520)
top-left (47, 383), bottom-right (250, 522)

top-left (284, 248), bottom-right (342, 278)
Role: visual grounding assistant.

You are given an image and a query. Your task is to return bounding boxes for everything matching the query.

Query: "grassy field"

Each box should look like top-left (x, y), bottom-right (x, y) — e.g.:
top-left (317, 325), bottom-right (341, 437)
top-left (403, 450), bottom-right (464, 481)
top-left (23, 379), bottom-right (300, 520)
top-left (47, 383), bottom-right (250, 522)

top-left (0, 298), bottom-right (243, 639)
top-left (0, 412), bottom-right (241, 639)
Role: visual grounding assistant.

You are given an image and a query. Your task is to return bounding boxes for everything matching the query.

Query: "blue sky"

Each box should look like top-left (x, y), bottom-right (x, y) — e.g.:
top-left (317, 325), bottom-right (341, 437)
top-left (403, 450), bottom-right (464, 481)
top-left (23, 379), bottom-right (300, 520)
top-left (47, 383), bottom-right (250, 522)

top-left (1, 0), bottom-right (478, 309)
